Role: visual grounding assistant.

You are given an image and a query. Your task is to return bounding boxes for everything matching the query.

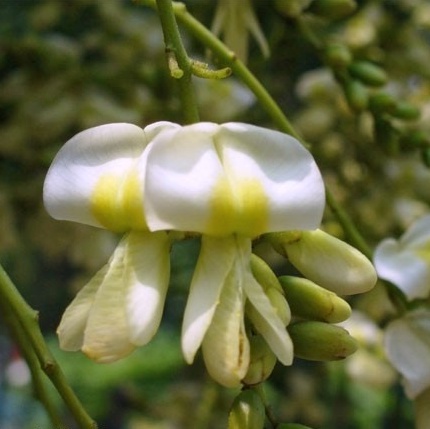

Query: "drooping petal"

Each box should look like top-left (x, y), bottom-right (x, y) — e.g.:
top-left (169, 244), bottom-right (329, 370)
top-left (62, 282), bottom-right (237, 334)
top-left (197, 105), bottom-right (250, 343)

top-left (126, 231), bottom-right (171, 345)
top-left (374, 215), bottom-right (430, 299)
top-left (57, 264), bottom-right (108, 351)
top-left (281, 229), bottom-right (377, 295)
top-left (237, 239), bottom-right (293, 365)
top-left (44, 122), bottom-right (179, 232)
top-left (80, 234), bottom-right (136, 362)
top-left (384, 309), bottom-right (430, 399)
top-left (181, 235), bottom-right (236, 363)
top-left (57, 230), bottom-right (171, 363)
top-left (201, 264), bottom-right (250, 387)
top-left (146, 122), bottom-right (325, 237)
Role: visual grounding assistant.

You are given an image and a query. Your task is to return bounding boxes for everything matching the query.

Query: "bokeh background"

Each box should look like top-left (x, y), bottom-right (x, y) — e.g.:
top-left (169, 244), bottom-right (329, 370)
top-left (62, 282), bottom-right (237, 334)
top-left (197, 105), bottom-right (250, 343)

top-left (1, 0), bottom-right (430, 427)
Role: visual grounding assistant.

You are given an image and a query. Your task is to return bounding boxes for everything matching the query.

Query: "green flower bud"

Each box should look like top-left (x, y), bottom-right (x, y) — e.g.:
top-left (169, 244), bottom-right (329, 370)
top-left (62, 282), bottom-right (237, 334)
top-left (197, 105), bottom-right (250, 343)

top-left (344, 79), bottom-right (368, 112)
top-left (279, 276), bottom-right (351, 323)
top-left (288, 321), bottom-right (358, 361)
top-left (228, 390), bottom-right (266, 429)
top-left (400, 130), bottom-right (429, 151)
top-left (308, 0), bottom-right (357, 20)
top-left (391, 101), bottom-right (421, 121)
top-left (242, 335), bottom-right (277, 385)
top-left (369, 92), bottom-right (397, 114)
top-left (324, 43), bottom-right (352, 70)
top-left (251, 254), bottom-right (290, 325)
top-left (348, 61), bottom-right (388, 87)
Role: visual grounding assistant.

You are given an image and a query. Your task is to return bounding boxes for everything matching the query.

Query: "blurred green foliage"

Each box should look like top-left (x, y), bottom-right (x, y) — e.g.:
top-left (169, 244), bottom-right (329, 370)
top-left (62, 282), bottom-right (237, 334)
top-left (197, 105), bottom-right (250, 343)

top-left (1, 0), bottom-right (430, 427)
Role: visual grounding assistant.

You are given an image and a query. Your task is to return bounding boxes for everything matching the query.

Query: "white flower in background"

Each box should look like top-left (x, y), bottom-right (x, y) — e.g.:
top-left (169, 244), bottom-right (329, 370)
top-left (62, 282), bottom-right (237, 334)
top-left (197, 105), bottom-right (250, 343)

top-left (384, 309), bottom-right (430, 399)
top-left (144, 122), bottom-right (325, 386)
top-left (374, 214), bottom-right (430, 300)
top-left (43, 122), bottom-right (177, 362)
top-left (211, 0), bottom-right (270, 63)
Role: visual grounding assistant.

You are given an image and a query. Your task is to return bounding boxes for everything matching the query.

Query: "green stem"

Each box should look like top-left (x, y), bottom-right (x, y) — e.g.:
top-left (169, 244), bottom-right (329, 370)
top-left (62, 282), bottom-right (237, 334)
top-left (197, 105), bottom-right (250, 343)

top-left (0, 263), bottom-right (97, 429)
top-left (155, 0), bottom-right (200, 123)
top-left (0, 299), bottom-right (64, 427)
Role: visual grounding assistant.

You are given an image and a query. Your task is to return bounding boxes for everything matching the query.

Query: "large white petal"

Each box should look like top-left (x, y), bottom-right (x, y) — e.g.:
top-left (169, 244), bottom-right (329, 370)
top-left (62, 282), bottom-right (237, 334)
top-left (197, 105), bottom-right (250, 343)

top-left (125, 231), bottom-right (171, 345)
top-left (145, 123), bottom-right (225, 233)
top-left (201, 264), bottom-right (250, 387)
top-left (400, 214), bottom-right (430, 248)
top-left (284, 229), bottom-right (377, 295)
top-left (217, 123), bottom-right (325, 233)
top-left (146, 122), bottom-right (324, 236)
top-left (43, 122), bottom-right (178, 231)
top-left (181, 235), bottom-right (236, 363)
top-left (384, 309), bottom-right (430, 398)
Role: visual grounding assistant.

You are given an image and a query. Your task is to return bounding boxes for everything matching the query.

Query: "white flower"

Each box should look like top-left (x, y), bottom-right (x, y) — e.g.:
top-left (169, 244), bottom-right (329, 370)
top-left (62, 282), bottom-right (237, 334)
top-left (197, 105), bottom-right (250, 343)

top-left (384, 309), bottom-right (430, 399)
top-left (144, 122), bottom-right (325, 386)
top-left (374, 214), bottom-right (430, 300)
top-left (43, 122), bottom-right (176, 362)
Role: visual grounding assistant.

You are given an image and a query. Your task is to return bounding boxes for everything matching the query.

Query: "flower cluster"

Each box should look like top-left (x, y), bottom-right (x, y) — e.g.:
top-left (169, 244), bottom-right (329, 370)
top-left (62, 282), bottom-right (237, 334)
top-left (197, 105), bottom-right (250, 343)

top-left (44, 121), bottom-right (376, 387)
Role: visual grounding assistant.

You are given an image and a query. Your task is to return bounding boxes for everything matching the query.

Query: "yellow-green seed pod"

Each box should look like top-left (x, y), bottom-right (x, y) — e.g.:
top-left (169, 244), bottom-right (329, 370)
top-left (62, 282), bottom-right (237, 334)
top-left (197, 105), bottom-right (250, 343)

top-left (279, 276), bottom-right (351, 323)
top-left (308, 0), bottom-right (357, 20)
top-left (288, 321), bottom-right (358, 361)
top-left (344, 79), bottom-right (368, 112)
top-left (277, 424), bottom-right (314, 429)
top-left (242, 335), bottom-right (277, 386)
top-left (348, 61), bottom-right (388, 87)
top-left (228, 390), bottom-right (266, 429)
top-left (391, 102), bottom-right (421, 121)
top-left (251, 254), bottom-right (290, 325)
top-left (324, 43), bottom-right (352, 70)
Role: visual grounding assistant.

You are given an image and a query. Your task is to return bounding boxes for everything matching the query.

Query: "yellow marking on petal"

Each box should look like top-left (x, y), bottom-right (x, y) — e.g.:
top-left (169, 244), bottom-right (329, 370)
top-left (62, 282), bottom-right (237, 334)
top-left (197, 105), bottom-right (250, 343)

top-left (206, 177), bottom-right (268, 237)
top-left (91, 171), bottom-right (147, 232)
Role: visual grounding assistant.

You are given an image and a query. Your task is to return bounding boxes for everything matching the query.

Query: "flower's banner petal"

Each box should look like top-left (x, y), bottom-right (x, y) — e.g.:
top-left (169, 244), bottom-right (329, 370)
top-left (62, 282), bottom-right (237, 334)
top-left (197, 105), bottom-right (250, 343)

top-left (44, 122), bottom-right (178, 232)
top-left (57, 265), bottom-right (107, 351)
top-left (181, 235), bottom-right (236, 363)
top-left (44, 123), bottom-right (147, 228)
top-left (126, 231), bottom-right (171, 345)
top-left (201, 263), bottom-right (250, 387)
top-left (81, 235), bottom-right (136, 362)
top-left (285, 229), bottom-right (377, 295)
top-left (385, 309), bottom-right (430, 398)
top-left (146, 122), bottom-right (325, 237)
top-left (217, 123), bottom-right (324, 234)
top-left (145, 123), bottom-right (225, 233)
top-left (374, 238), bottom-right (430, 299)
